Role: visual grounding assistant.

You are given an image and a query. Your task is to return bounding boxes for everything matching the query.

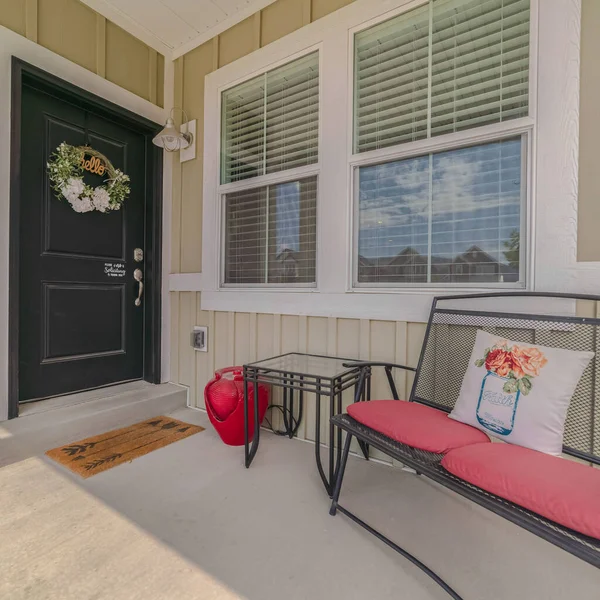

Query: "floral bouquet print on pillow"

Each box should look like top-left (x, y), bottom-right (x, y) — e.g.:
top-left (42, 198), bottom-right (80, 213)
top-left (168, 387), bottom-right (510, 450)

top-left (474, 340), bottom-right (548, 435)
top-left (450, 330), bottom-right (594, 455)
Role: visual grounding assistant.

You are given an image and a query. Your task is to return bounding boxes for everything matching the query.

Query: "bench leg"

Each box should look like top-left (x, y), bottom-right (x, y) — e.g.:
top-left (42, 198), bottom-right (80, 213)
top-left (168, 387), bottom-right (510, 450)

top-left (329, 432), bottom-right (353, 516)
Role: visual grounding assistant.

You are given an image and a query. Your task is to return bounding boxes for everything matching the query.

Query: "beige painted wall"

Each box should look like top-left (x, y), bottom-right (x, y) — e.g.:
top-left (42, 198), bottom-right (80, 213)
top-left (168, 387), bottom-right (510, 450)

top-left (578, 0), bottom-right (600, 261)
top-left (0, 0), bottom-right (164, 106)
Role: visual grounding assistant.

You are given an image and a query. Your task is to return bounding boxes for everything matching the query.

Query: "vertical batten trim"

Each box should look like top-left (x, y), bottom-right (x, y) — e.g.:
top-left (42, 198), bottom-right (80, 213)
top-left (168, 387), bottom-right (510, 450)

top-left (227, 312), bottom-right (235, 364)
top-left (249, 312), bottom-right (258, 362)
top-left (148, 48), bottom-right (158, 105)
top-left (253, 11), bottom-right (262, 49)
top-left (272, 314), bottom-right (282, 354)
top-left (395, 321), bottom-right (408, 397)
top-left (393, 321), bottom-right (408, 468)
top-left (208, 310), bottom-right (216, 375)
top-left (327, 317), bottom-right (337, 356)
top-left (169, 293), bottom-right (180, 384)
top-left (95, 15), bottom-right (106, 78)
top-left (25, 0), bottom-right (38, 43)
top-left (359, 319), bottom-right (370, 360)
top-left (297, 315), bottom-right (308, 439)
top-left (302, 0), bottom-right (312, 25)
top-left (171, 57), bottom-right (184, 273)
top-left (298, 316), bottom-right (308, 353)
top-left (212, 36), bottom-right (220, 71)
top-left (271, 314), bottom-right (282, 431)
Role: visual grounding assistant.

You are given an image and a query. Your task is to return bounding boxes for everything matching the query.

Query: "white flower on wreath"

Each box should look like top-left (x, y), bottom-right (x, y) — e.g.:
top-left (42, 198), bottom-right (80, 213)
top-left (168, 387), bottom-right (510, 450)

top-left (92, 187), bottom-right (111, 212)
top-left (69, 196), bottom-right (94, 213)
top-left (61, 177), bottom-right (85, 203)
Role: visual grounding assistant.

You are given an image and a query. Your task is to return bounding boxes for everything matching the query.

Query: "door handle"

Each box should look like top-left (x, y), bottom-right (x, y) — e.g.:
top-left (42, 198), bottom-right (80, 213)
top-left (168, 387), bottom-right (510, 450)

top-left (134, 268), bottom-right (143, 307)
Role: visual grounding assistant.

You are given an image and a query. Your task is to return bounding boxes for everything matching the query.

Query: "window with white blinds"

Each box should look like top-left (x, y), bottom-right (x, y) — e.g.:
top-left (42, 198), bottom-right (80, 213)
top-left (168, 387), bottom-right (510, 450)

top-left (221, 52), bottom-right (319, 184)
top-left (224, 177), bottom-right (317, 285)
top-left (354, 0), bottom-right (530, 153)
top-left (356, 137), bottom-right (523, 285)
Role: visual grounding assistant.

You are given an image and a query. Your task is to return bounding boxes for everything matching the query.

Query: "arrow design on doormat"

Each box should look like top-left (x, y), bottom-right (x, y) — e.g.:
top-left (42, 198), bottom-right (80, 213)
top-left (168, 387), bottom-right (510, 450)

top-left (83, 454), bottom-right (123, 471)
top-left (61, 442), bottom-right (97, 456)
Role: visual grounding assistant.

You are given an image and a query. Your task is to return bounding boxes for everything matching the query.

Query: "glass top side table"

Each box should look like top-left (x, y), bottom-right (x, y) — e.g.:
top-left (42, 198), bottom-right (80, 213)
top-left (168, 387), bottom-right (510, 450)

top-left (243, 353), bottom-right (371, 496)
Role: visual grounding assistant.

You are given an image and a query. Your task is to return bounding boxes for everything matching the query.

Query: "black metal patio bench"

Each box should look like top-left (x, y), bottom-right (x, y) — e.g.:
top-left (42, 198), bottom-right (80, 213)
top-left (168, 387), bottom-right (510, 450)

top-left (329, 292), bottom-right (600, 600)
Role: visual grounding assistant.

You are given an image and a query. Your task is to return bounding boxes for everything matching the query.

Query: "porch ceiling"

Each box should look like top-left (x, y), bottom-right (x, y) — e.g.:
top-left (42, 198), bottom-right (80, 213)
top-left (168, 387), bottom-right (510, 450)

top-left (80, 0), bottom-right (278, 58)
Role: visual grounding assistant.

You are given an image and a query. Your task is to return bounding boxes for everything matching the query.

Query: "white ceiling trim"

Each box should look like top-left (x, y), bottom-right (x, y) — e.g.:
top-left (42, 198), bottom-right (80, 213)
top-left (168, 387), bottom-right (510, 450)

top-left (171, 0), bottom-right (278, 59)
top-left (80, 0), bottom-right (280, 61)
top-left (80, 0), bottom-right (173, 56)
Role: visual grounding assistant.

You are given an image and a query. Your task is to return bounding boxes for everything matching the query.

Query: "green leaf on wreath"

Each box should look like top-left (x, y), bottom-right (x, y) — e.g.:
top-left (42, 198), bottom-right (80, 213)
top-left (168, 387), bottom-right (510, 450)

top-left (475, 359), bottom-right (485, 367)
top-left (503, 380), bottom-right (518, 394)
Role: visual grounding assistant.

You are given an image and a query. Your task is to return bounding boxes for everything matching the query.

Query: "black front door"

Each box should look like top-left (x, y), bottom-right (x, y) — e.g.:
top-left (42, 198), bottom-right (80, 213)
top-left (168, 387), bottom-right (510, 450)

top-left (17, 80), bottom-right (151, 402)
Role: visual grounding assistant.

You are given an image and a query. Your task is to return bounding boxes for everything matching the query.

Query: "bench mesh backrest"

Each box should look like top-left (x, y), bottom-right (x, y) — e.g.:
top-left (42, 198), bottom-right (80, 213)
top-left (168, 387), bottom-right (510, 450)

top-left (412, 309), bottom-right (600, 462)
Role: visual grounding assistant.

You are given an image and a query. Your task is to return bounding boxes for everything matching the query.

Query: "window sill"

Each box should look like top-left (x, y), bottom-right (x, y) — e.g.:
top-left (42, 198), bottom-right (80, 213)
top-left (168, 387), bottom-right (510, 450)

top-left (198, 287), bottom-right (568, 323)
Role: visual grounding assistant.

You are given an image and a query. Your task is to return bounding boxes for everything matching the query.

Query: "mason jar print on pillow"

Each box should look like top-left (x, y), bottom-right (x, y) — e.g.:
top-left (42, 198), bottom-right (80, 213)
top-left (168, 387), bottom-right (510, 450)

top-left (450, 330), bottom-right (593, 455)
top-left (474, 340), bottom-right (548, 436)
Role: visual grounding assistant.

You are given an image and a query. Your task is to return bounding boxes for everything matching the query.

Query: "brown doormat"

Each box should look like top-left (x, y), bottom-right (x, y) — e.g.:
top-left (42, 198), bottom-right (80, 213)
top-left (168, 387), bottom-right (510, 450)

top-left (46, 416), bottom-right (204, 478)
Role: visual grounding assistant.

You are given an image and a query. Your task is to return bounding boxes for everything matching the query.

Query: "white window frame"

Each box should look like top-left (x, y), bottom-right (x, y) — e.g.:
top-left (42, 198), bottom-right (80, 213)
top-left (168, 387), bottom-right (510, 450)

top-left (216, 46), bottom-right (323, 290)
top-left (201, 0), bottom-right (588, 321)
top-left (347, 1), bottom-right (535, 290)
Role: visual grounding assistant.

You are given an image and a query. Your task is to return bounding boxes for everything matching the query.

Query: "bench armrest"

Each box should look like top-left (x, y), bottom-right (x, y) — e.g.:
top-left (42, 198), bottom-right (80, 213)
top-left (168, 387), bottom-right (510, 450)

top-left (342, 362), bottom-right (417, 402)
top-left (342, 361), bottom-right (416, 372)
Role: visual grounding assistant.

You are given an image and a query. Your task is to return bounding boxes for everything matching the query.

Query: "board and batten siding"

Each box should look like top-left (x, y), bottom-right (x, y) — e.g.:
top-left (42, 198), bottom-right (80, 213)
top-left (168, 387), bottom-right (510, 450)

top-left (168, 0), bottom-right (600, 455)
top-left (0, 0), bottom-right (164, 106)
top-left (171, 290), bottom-right (426, 463)
top-left (168, 0), bottom-right (370, 437)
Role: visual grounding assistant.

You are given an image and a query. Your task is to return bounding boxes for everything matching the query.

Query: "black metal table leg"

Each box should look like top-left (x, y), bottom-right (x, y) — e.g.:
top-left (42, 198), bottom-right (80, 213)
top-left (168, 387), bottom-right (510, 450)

top-left (314, 378), bottom-right (331, 495)
top-left (329, 388), bottom-right (335, 493)
top-left (244, 367), bottom-right (261, 468)
top-left (244, 369), bottom-right (250, 467)
top-left (335, 389), bottom-right (343, 479)
top-left (289, 374), bottom-right (295, 439)
top-left (282, 374), bottom-right (290, 434)
top-left (294, 375), bottom-right (304, 437)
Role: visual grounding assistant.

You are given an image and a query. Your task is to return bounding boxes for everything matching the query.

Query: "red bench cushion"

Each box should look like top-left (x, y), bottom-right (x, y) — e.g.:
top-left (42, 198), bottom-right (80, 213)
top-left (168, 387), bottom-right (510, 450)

top-left (347, 400), bottom-right (490, 454)
top-left (441, 443), bottom-right (600, 540)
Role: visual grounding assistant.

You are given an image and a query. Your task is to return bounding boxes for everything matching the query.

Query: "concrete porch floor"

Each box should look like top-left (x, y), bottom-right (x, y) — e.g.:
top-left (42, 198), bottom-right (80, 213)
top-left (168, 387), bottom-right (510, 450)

top-left (1, 397), bottom-right (599, 600)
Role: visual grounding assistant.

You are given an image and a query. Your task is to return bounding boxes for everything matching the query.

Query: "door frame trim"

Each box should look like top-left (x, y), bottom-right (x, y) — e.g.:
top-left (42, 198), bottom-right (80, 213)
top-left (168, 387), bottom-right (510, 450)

top-left (9, 58), bottom-right (163, 419)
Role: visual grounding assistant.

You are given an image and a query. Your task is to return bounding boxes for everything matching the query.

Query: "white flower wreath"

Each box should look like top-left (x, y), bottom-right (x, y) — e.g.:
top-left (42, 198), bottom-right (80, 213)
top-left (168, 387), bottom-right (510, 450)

top-left (47, 143), bottom-right (130, 213)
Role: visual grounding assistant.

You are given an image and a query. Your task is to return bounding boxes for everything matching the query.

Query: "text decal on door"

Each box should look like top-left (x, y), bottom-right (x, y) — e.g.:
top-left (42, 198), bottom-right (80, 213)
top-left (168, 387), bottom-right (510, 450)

top-left (104, 262), bottom-right (125, 277)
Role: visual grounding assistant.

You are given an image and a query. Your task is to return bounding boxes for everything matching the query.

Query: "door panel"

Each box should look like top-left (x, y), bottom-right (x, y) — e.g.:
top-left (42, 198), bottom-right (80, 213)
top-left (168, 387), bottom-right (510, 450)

top-left (43, 284), bottom-right (125, 361)
top-left (19, 83), bottom-right (148, 402)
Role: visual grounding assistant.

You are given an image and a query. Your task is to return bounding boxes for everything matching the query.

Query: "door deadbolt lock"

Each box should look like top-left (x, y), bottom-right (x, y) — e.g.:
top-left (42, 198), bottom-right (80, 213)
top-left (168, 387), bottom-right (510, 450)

top-left (134, 248), bottom-right (144, 262)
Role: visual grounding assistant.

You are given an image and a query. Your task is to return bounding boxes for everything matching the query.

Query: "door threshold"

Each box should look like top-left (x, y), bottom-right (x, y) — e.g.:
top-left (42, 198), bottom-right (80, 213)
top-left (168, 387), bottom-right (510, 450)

top-left (19, 380), bottom-right (150, 417)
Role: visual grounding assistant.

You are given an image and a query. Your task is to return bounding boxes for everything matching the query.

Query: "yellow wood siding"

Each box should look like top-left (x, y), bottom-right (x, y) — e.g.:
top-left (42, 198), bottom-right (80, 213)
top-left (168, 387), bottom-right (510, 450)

top-left (38, 0), bottom-right (97, 72)
top-left (170, 291), bottom-right (426, 465)
top-left (105, 21), bottom-right (155, 103)
top-left (0, 0), bottom-right (26, 36)
top-left (180, 41), bottom-right (214, 273)
top-left (172, 0), bottom-right (358, 274)
top-left (261, 0), bottom-right (307, 46)
top-left (218, 16), bottom-right (258, 68)
top-left (168, 0), bottom-right (426, 443)
top-left (578, 0), bottom-right (600, 261)
top-left (311, 0), bottom-right (355, 21)
top-left (0, 0), bottom-right (164, 106)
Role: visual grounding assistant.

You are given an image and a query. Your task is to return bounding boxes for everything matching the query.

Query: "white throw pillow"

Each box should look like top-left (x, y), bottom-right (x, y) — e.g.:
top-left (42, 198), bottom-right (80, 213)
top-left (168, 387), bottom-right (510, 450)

top-left (449, 330), bottom-right (594, 455)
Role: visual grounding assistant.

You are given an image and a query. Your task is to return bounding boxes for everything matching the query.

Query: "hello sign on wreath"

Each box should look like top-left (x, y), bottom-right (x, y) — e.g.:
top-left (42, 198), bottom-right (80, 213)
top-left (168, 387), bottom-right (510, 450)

top-left (47, 143), bottom-right (130, 213)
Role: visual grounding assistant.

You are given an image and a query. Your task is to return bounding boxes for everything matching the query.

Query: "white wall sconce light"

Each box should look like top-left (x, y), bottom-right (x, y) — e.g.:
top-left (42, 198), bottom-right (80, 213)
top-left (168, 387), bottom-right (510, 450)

top-left (152, 108), bottom-right (196, 162)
